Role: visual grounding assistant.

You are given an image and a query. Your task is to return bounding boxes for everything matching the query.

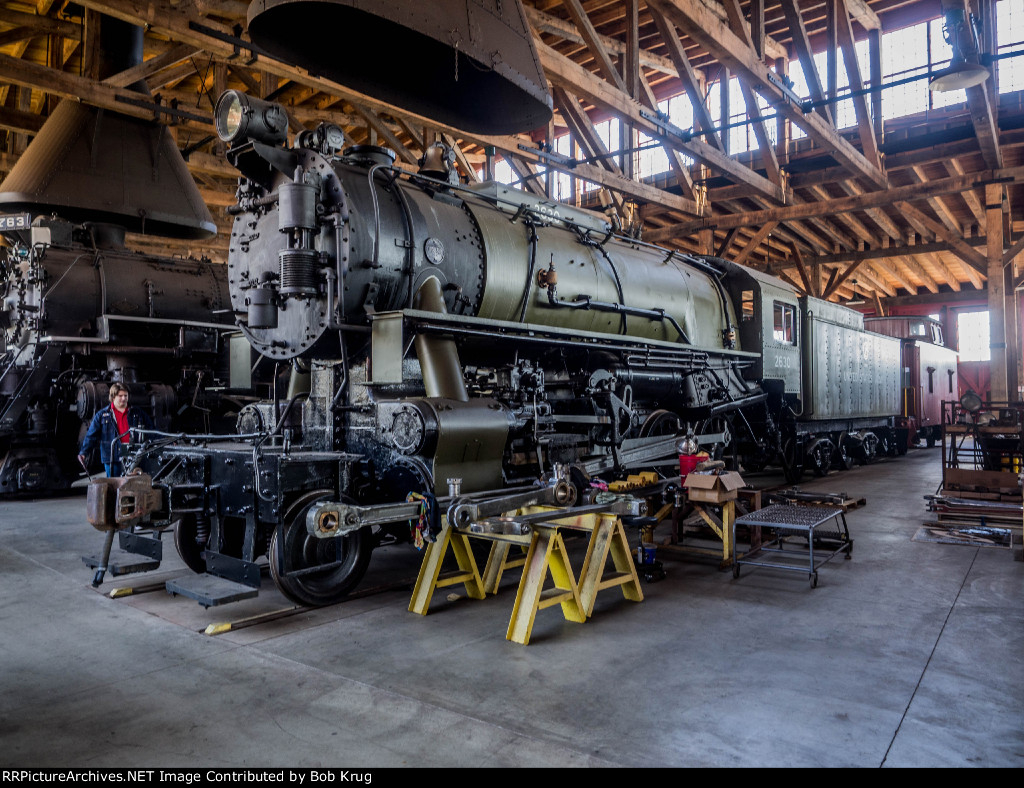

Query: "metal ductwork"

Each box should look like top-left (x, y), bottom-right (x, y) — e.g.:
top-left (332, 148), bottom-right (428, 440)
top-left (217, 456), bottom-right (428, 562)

top-left (0, 17), bottom-right (216, 240)
top-left (246, 0), bottom-right (553, 134)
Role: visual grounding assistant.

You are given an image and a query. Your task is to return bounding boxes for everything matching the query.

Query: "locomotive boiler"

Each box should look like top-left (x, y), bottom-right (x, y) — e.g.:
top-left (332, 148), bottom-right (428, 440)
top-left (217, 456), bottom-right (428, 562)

top-left (0, 217), bottom-right (259, 495)
top-left (97, 91), bottom-right (903, 606)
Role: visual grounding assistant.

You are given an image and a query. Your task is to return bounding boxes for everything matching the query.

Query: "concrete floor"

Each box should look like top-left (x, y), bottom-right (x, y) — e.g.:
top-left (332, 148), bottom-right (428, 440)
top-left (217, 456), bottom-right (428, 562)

top-left (0, 447), bottom-right (1022, 768)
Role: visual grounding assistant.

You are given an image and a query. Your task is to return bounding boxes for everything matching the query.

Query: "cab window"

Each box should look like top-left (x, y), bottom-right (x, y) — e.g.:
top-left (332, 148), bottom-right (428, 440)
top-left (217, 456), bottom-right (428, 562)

top-left (773, 302), bottom-right (796, 345)
top-left (741, 290), bottom-right (755, 322)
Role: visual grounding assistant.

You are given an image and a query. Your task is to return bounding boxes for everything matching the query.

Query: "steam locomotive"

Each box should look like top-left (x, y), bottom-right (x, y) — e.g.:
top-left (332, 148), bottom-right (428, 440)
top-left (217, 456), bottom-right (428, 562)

top-left (93, 91), bottom-right (908, 606)
top-left (0, 217), bottom-right (262, 495)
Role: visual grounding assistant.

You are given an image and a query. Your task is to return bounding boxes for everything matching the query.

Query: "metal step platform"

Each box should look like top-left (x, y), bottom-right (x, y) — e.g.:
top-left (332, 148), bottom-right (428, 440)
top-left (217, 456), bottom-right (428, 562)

top-left (81, 553), bottom-right (160, 577)
top-left (82, 530), bottom-right (164, 578)
top-left (165, 574), bottom-right (260, 608)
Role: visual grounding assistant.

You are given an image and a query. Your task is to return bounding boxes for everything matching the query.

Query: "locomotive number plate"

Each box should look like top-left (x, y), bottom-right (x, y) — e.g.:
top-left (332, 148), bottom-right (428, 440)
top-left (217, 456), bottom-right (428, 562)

top-left (0, 212), bottom-right (30, 231)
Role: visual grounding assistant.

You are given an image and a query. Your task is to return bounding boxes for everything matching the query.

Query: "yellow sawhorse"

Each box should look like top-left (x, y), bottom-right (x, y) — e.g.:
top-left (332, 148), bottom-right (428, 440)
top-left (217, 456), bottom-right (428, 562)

top-left (505, 523), bottom-right (586, 644)
top-left (575, 512), bottom-right (644, 618)
top-left (408, 521), bottom-right (487, 615)
top-left (408, 509), bottom-right (644, 644)
top-left (480, 541), bottom-right (528, 595)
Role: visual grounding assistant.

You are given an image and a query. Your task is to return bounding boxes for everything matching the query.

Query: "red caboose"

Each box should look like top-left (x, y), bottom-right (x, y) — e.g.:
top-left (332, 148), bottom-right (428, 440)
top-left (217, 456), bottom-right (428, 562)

top-left (865, 316), bottom-right (959, 447)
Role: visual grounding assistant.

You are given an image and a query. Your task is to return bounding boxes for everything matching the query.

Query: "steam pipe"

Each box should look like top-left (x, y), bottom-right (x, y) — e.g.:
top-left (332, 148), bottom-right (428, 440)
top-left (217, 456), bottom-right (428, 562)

top-left (413, 276), bottom-right (468, 401)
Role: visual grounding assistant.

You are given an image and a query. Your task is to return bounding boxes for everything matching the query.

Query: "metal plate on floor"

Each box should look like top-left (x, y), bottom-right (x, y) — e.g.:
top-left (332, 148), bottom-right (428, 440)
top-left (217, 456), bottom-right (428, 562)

top-left (166, 574), bottom-right (260, 607)
top-left (82, 553), bottom-right (161, 576)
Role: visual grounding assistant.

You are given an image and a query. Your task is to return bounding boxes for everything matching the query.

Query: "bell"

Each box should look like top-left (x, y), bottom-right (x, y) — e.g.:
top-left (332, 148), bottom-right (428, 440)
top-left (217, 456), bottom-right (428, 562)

top-left (246, 0), bottom-right (553, 134)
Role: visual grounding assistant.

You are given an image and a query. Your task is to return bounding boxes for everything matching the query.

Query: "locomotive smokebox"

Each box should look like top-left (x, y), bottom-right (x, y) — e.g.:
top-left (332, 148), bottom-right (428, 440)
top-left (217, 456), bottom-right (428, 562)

top-left (246, 0), bottom-right (553, 134)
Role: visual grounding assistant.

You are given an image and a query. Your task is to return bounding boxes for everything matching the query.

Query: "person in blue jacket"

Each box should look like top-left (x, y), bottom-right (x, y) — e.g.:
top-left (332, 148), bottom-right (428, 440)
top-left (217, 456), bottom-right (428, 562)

top-left (78, 383), bottom-right (154, 477)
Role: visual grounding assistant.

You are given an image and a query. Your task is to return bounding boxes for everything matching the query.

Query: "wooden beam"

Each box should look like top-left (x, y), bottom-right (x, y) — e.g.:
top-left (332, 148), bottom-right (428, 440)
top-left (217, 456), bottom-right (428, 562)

top-left (1002, 234), bottom-right (1024, 268)
top-left (804, 185), bottom-right (875, 246)
top-left (0, 105), bottom-right (45, 135)
top-left (440, 134), bottom-right (481, 184)
top-left (836, 180), bottom-right (902, 241)
top-left (910, 166), bottom-right (960, 232)
top-left (716, 227), bottom-right (741, 258)
top-left (721, 0), bottom-right (782, 186)
top-left (834, 0), bottom-right (881, 170)
top-left (822, 258), bottom-right (867, 299)
top-left (647, 5), bottom-right (723, 150)
top-left (0, 50), bottom-right (211, 130)
top-left (103, 42), bottom-right (201, 88)
top-left (536, 39), bottom-right (768, 207)
top-left (895, 254), bottom-right (941, 294)
top-left (921, 251), bottom-right (962, 292)
top-left (502, 155), bottom-right (547, 198)
top-left (645, 164), bottom-right (1024, 241)
top-left (560, 0), bottom-right (628, 93)
top-left (553, 86), bottom-right (623, 177)
top-left (896, 201), bottom-right (988, 275)
top-left (986, 182), bottom-right (1009, 398)
top-left (0, 8), bottom-right (82, 39)
top-left (780, 0), bottom-right (832, 124)
top-left (552, 86), bottom-right (625, 212)
top-left (871, 257), bottom-right (920, 294)
top-left (788, 240), bottom-right (815, 295)
top-left (648, 0), bottom-right (887, 189)
top-left (733, 221), bottom-right (777, 265)
top-left (352, 104), bottom-right (417, 165)
top-left (945, 159), bottom-right (985, 225)
top-left (525, 4), bottom-right (691, 82)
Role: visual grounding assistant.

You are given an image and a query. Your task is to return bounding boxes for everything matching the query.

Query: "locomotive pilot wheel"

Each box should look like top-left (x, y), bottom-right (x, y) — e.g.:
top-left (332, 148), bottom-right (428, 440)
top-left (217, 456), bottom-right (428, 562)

top-left (269, 490), bottom-right (372, 607)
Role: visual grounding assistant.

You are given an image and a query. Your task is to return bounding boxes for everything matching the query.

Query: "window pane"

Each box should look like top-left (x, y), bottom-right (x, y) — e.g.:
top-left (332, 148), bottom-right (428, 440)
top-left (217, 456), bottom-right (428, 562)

top-left (997, 0), bottom-right (1024, 93)
top-left (882, 22), bottom-right (930, 119)
top-left (957, 311), bottom-right (990, 361)
top-left (773, 302), bottom-right (796, 344)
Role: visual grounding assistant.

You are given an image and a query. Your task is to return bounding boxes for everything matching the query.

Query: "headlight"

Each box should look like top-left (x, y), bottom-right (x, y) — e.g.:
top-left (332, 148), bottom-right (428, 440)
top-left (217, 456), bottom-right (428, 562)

top-left (214, 90), bottom-right (288, 146)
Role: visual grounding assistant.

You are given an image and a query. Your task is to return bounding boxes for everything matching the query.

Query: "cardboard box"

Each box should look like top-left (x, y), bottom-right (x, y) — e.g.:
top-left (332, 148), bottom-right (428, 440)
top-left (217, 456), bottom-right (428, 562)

top-left (683, 470), bottom-right (746, 503)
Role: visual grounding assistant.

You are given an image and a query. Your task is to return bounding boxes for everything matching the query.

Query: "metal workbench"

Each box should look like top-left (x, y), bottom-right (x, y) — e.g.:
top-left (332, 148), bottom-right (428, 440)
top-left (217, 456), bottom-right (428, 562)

top-left (731, 504), bottom-right (852, 588)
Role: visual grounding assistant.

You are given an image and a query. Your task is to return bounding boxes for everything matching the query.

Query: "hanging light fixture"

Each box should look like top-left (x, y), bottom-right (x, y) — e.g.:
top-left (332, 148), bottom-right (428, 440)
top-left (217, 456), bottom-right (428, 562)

top-left (929, 8), bottom-right (991, 92)
top-left (847, 279), bottom-right (866, 306)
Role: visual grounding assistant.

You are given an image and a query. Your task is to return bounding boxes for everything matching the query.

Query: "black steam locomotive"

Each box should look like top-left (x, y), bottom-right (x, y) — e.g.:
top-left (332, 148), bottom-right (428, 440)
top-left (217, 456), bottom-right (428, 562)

top-left (94, 91), bottom-right (904, 606)
top-left (0, 217), bottom-right (262, 495)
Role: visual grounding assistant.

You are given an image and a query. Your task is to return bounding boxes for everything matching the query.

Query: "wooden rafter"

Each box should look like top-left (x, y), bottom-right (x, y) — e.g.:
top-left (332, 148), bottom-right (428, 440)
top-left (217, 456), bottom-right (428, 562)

top-left (648, 0), bottom-right (887, 190)
top-left (536, 38), bottom-right (779, 205)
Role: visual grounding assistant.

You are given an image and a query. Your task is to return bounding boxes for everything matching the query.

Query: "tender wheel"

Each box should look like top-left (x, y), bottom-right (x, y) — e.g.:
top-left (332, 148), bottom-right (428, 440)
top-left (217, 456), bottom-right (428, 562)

top-left (808, 438), bottom-right (834, 477)
top-left (173, 514), bottom-right (208, 574)
top-left (782, 437), bottom-right (803, 483)
top-left (269, 493), bottom-right (373, 607)
top-left (857, 432), bottom-right (879, 465)
top-left (835, 432), bottom-right (855, 471)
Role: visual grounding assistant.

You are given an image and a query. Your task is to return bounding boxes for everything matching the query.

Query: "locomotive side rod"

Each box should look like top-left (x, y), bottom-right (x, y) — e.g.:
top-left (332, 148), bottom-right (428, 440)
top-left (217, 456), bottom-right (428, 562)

top-left (305, 482), bottom-right (554, 539)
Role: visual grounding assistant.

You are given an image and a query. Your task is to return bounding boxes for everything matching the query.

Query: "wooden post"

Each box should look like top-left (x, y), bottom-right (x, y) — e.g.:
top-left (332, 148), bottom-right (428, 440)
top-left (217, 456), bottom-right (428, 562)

top-left (699, 228), bottom-right (714, 256)
top-left (987, 183), bottom-right (1008, 401)
top-left (868, 29), bottom-right (883, 143)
